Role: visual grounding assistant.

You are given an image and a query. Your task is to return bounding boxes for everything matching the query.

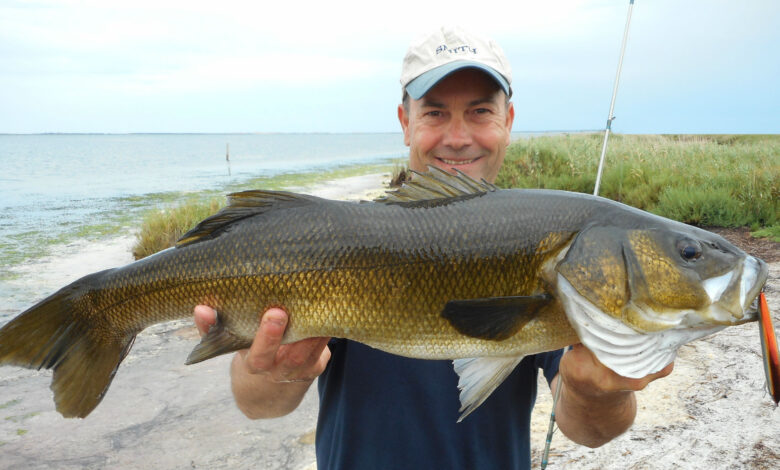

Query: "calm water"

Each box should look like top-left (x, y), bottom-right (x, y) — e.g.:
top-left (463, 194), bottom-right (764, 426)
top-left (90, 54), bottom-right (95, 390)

top-left (0, 133), bottom-right (408, 318)
top-left (0, 131), bottom-right (546, 319)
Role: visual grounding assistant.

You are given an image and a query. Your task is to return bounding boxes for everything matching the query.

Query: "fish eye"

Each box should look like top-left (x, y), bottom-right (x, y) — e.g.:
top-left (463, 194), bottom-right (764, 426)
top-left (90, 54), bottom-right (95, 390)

top-left (677, 240), bottom-right (702, 261)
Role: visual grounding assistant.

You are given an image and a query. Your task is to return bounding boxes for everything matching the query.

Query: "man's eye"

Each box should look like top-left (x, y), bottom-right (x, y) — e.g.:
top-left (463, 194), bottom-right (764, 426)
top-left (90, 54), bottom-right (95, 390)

top-left (474, 108), bottom-right (491, 114)
top-left (426, 110), bottom-right (442, 117)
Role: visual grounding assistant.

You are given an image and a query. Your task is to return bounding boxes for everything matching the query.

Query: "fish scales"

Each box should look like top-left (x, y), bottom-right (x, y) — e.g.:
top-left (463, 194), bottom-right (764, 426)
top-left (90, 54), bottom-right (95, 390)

top-left (90, 189), bottom-right (592, 356)
top-left (0, 168), bottom-right (768, 419)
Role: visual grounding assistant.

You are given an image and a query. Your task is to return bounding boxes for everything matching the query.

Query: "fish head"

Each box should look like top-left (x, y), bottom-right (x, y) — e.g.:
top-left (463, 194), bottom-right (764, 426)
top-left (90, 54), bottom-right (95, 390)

top-left (554, 223), bottom-right (768, 377)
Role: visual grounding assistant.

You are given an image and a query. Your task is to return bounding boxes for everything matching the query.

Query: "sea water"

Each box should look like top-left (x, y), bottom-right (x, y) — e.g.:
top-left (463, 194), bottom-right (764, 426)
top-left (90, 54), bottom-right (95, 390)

top-left (0, 133), bottom-right (408, 321)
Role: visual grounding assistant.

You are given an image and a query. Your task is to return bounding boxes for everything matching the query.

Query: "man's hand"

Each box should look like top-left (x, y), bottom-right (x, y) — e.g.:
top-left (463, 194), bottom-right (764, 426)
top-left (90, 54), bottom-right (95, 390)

top-left (560, 343), bottom-right (674, 397)
top-left (553, 343), bottom-right (673, 448)
top-left (193, 305), bottom-right (331, 418)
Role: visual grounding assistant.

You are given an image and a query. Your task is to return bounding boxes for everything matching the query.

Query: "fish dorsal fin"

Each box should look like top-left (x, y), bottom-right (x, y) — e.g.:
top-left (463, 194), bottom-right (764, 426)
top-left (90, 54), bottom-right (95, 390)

top-left (375, 166), bottom-right (497, 207)
top-left (176, 190), bottom-right (320, 248)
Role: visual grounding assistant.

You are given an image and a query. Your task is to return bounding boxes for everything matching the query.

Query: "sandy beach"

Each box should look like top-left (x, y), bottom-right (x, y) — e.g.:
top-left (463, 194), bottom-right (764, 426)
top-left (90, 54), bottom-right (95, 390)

top-left (0, 172), bottom-right (777, 470)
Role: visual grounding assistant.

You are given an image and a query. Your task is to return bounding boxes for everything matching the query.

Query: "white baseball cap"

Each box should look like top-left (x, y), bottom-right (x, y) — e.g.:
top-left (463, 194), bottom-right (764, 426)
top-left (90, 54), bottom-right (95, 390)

top-left (400, 26), bottom-right (512, 100)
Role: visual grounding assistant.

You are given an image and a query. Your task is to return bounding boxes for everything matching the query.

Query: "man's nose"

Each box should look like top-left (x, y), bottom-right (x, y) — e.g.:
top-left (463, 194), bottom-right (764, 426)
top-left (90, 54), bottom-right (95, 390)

top-left (442, 116), bottom-right (472, 149)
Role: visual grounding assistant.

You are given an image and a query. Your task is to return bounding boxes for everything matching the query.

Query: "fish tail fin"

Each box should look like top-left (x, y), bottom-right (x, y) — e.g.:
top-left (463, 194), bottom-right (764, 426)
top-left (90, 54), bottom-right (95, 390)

top-left (0, 273), bottom-right (136, 418)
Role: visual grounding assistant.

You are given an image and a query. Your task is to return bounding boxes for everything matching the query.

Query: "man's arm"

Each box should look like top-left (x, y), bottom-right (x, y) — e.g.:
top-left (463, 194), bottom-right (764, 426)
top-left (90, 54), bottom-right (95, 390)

top-left (194, 306), bottom-right (331, 419)
top-left (551, 344), bottom-right (673, 448)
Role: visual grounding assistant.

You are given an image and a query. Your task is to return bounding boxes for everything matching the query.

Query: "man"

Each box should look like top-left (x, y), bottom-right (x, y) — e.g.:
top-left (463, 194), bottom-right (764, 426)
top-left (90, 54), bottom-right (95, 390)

top-left (194, 26), bottom-right (672, 469)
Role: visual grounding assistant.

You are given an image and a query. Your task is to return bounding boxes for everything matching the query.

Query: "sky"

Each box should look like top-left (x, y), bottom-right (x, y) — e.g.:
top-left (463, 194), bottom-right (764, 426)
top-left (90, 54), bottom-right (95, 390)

top-left (1, 0), bottom-right (778, 134)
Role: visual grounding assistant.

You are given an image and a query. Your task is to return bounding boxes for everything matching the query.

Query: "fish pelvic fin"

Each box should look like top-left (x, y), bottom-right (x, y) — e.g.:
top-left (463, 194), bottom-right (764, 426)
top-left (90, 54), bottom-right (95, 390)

top-left (0, 275), bottom-right (136, 418)
top-left (375, 165), bottom-right (497, 208)
top-left (185, 314), bottom-right (251, 365)
top-left (453, 356), bottom-right (524, 422)
top-left (441, 295), bottom-right (552, 341)
top-left (177, 190), bottom-right (322, 248)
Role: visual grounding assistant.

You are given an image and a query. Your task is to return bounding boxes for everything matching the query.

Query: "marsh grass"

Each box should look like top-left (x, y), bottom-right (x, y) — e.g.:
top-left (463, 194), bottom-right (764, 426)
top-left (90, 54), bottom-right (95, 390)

top-left (133, 134), bottom-right (778, 258)
top-left (133, 197), bottom-right (224, 260)
top-left (496, 134), bottom-right (779, 240)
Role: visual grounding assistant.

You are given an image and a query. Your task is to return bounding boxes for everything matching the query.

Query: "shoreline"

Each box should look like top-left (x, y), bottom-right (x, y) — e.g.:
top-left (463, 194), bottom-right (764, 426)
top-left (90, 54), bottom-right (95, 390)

top-left (0, 172), bottom-right (391, 470)
top-left (1, 171), bottom-right (779, 469)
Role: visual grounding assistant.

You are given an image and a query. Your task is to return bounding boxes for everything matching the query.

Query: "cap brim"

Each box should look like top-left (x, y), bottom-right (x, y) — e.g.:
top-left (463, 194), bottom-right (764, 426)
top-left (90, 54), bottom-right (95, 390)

top-left (405, 60), bottom-right (511, 100)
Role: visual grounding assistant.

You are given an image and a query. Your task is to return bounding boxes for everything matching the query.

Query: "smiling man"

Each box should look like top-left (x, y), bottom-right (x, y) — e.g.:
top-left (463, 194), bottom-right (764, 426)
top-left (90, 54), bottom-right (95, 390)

top-left (194, 26), bottom-right (672, 470)
top-left (398, 30), bottom-right (515, 183)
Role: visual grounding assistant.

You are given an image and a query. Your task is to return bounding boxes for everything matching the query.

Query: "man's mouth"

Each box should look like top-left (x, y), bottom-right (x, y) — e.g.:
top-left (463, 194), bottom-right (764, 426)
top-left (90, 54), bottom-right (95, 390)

top-left (437, 157), bottom-right (480, 166)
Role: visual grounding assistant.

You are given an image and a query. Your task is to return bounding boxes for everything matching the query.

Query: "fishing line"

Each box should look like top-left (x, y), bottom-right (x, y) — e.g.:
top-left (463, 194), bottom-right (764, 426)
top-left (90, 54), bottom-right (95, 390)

top-left (541, 1), bottom-right (636, 467)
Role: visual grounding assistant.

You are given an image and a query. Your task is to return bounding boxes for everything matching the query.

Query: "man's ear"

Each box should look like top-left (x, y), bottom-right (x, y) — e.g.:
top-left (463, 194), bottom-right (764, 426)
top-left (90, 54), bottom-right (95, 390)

top-left (504, 101), bottom-right (515, 146)
top-left (398, 104), bottom-right (411, 146)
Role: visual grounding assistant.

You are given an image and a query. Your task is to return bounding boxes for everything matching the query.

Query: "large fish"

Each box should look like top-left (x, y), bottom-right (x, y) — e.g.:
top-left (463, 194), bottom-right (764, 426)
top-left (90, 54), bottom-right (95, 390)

top-left (0, 168), bottom-right (769, 420)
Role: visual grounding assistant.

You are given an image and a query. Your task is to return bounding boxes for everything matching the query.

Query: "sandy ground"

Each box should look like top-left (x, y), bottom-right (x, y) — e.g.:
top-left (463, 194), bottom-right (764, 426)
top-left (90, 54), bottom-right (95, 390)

top-left (0, 173), bottom-right (778, 470)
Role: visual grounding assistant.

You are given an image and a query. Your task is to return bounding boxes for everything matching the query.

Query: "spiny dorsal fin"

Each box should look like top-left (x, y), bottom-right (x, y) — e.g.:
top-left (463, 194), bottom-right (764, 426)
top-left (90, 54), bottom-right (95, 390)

top-left (176, 190), bottom-right (320, 248)
top-left (375, 166), bottom-right (497, 207)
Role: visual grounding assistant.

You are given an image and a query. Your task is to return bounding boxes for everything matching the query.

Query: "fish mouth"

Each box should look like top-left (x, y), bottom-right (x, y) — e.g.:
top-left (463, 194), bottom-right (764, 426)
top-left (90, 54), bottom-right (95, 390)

top-left (699, 255), bottom-right (767, 324)
top-left (740, 256), bottom-right (767, 315)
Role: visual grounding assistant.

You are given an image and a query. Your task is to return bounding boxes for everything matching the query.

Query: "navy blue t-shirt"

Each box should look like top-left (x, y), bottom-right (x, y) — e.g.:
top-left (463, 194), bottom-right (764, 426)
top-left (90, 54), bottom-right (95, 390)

top-left (316, 340), bottom-right (562, 470)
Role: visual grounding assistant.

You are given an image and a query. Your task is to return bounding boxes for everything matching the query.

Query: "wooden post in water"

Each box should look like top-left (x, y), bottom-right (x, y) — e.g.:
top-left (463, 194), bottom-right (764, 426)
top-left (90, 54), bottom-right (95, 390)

top-left (226, 143), bottom-right (231, 176)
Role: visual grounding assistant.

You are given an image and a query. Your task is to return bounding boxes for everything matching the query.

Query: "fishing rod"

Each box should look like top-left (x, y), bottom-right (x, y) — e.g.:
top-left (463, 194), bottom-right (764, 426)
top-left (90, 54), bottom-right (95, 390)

top-left (592, 0), bottom-right (635, 197)
top-left (541, 1), bottom-right (636, 467)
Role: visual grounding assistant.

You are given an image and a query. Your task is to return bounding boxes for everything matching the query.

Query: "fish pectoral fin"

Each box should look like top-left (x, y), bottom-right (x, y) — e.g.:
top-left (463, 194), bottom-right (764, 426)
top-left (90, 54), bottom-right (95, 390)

top-left (453, 356), bottom-right (524, 422)
top-left (185, 317), bottom-right (251, 365)
top-left (441, 294), bottom-right (552, 341)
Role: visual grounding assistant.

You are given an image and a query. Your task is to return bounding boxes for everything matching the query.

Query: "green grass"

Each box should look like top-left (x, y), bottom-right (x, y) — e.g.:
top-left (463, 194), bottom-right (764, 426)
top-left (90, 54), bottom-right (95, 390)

top-left (133, 197), bottom-right (225, 260)
top-left (496, 133), bottom-right (779, 240)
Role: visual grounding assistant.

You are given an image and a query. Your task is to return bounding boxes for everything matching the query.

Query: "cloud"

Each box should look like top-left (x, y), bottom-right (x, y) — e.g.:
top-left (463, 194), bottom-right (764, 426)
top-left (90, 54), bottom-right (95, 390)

top-left (0, 0), bottom-right (777, 132)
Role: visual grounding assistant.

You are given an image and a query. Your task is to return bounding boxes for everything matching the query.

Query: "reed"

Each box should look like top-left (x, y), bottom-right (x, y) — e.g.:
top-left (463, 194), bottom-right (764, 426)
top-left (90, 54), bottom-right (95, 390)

top-left (133, 197), bottom-right (224, 260)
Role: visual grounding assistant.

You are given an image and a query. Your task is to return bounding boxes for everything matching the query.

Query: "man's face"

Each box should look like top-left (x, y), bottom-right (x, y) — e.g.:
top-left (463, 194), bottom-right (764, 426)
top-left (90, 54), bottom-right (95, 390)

top-left (398, 69), bottom-right (515, 184)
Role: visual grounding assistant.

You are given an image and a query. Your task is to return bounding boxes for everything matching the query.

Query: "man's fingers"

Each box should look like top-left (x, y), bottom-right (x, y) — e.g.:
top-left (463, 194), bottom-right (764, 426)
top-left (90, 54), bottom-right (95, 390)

top-left (278, 337), bottom-right (331, 373)
top-left (237, 308), bottom-right (331, 383)
top-left (245, 308), bottom-right (289, 373)
top-left (193, 305), bottom-right (217, 336)
top-left (268, 337), bottom-right (332, 383)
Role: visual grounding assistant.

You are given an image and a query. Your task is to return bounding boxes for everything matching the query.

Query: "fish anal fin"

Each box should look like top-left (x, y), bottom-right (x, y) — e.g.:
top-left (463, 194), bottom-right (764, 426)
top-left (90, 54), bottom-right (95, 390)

top-left (185, 316), bottom-right (251, 365)
top-left (453, 356), bottom-right (524, 422)
top-left (442, 294), bottom-right (552, 341)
